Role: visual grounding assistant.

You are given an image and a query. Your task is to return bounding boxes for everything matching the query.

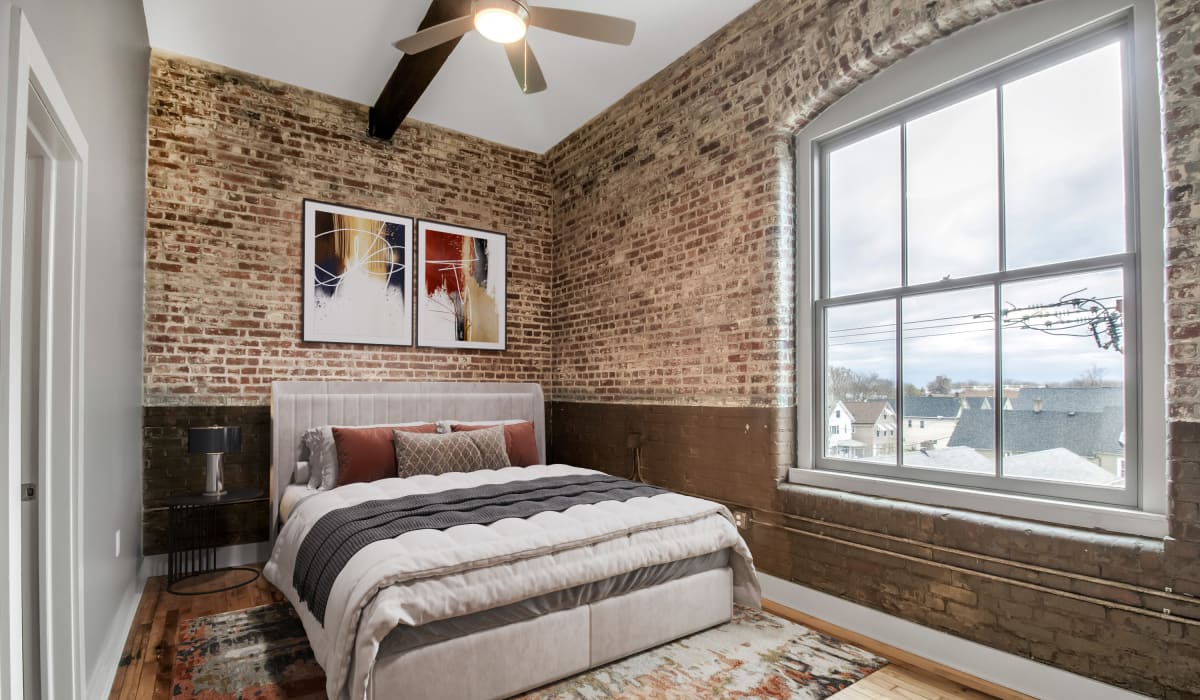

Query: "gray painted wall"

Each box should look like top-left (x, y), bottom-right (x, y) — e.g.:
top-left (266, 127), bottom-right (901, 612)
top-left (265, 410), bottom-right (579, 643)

top-left (13, 0), bottom-right (148, 691)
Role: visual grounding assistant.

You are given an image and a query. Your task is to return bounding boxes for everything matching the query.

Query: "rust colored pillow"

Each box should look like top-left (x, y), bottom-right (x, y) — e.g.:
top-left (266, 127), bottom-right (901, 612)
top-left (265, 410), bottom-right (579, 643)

top-left (451, 421), bottom-right (540, 467)
top-left (333, 423), bottom-right (437, 485)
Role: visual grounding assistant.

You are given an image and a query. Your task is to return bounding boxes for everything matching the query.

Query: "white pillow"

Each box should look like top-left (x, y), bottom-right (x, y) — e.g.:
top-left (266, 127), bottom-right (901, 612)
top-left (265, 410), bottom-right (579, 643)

top-left (302, 422), bottom-right (432, 490)
top-left (294, 460), bottom-right (310, 485)
top-left (435, 419), bottom-right (527, 434)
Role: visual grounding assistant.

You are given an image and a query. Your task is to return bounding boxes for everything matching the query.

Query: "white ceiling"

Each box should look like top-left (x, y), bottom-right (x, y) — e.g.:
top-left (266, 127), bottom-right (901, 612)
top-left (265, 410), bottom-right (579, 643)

top-left (142, 0), bottom-right (759, 153)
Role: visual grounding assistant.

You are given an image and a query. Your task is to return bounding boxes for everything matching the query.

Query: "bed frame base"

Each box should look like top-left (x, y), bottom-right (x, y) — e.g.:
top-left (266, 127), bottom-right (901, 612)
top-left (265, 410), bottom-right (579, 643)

top-left (368, 568), bottom-right (734, 700)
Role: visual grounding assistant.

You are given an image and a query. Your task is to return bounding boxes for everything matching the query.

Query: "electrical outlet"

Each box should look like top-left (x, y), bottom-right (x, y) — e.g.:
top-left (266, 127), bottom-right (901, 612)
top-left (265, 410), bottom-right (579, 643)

top-left (115, 530), bottom-right (121, 558)
top-left (732, 510), bottom-right (749, 530)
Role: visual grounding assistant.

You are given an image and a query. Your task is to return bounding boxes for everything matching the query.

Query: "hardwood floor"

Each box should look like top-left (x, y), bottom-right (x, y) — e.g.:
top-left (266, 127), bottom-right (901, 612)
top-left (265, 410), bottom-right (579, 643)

top-left (108, 566), bottom-right (283, 700)
top-left (829, 665), bottom-right (996, 700)
top-left (110, 567), bottom-right (1008, 699)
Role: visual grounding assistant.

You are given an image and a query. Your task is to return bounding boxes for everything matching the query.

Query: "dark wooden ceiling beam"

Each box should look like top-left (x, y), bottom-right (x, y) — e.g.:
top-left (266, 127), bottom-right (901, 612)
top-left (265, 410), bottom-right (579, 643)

top-left (369, 0), bottom-right (471, 140)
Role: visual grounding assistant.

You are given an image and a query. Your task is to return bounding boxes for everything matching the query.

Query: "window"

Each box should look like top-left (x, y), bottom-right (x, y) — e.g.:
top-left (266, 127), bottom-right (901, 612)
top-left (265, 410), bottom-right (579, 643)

top-left (793, 0), bottom-right (1166, 525)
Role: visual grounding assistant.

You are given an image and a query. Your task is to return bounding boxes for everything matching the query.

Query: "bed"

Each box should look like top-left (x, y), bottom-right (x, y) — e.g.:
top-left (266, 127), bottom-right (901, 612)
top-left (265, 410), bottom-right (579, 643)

top-left (263, 381), bottom-right (760, 700)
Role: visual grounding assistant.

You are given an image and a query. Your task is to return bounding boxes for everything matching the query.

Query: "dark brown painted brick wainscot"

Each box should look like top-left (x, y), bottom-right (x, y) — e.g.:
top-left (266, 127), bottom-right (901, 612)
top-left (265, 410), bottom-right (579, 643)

top-left (551, 401), bottom-right (1200, 697)
top-left (142, 406), bottom-right (271, 555)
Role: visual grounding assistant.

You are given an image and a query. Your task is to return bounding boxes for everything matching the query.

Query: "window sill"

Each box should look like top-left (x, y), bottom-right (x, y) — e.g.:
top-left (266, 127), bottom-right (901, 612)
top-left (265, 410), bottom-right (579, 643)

top-left (787, 467), bottom-right (1168, 538)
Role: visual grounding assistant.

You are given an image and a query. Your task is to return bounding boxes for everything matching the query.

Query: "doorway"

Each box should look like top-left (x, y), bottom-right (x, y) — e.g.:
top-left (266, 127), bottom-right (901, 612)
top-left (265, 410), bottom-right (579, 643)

top-left (1, 6), bottom-right (89, 698)
top-left (20, 140), bottom-right (45, 700)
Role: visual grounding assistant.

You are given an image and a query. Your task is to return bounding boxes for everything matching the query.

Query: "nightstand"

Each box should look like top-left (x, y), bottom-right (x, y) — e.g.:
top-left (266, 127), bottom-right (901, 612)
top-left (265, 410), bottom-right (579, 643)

top-left (166, 487), bottom-right (264, 595)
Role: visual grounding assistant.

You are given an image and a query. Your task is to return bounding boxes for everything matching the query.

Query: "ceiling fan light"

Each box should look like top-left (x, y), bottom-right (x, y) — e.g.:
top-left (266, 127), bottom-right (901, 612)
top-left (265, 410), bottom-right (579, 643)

top-left (475, 7), bottom-right (527, 44)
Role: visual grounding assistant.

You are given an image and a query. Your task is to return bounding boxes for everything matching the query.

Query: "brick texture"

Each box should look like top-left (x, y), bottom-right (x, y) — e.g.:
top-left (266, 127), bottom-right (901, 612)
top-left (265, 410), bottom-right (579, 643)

top-left (142, 405), bottom-right (271, 555)
top-left (144, 51), bottom-right (553, 407)
top-left (141, 0), bottom-right (1200, 694)
top-left (142, 52), bottom-right (553, 552)
top-left (553, 402), bottom-right (1200, 696)
top-left (546, 0), bottom-right (1200, 696)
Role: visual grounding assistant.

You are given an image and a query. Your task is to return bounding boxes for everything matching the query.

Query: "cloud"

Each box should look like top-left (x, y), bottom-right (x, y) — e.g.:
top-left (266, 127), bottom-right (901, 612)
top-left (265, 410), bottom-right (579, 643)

top-left (821, 41), bottom-right (1128, 389)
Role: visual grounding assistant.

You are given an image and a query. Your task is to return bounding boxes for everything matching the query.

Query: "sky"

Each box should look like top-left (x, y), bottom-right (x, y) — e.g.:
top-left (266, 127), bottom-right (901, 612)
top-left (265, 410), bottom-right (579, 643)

top-left (821, 41), bottom-right (1127, 390)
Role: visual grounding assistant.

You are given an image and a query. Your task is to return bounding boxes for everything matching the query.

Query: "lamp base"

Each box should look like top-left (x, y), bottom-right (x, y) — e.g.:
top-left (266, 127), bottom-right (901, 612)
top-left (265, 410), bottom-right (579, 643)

top-left (203, 452), bottom-right (227, 497)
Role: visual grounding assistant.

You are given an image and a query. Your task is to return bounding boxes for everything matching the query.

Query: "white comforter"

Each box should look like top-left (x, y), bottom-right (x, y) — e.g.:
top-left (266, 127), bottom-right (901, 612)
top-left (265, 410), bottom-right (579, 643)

top-left (263, 464), bottom-right (760, 700)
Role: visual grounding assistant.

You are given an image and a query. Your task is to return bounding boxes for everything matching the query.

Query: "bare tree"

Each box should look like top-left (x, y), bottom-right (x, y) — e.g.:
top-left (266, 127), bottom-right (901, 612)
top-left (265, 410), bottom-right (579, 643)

top-left (926, 375), bottom-right (954, 395)
top-left (1067, 364), bottom-right (1110, 387)
top-left (828, 366), bottom-right (896, 402)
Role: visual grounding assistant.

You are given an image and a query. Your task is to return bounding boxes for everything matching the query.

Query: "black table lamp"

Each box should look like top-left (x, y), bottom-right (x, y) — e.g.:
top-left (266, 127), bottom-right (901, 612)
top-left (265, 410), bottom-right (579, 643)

top-left (188, 426), bottom-right (241, 496)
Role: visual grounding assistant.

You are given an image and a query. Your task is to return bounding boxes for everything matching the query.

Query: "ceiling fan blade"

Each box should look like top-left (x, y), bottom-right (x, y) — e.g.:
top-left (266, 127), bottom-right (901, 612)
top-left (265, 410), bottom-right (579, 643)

top-left (528, 7), bottom-right (635, 45)
top-left (504, 40), bottom-right (547, 94)
top-left (393, 14), bottom-right (475, 54)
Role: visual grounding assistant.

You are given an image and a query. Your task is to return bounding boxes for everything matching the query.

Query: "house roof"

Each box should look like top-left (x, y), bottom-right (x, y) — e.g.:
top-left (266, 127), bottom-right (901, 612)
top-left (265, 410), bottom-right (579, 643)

top-left (905, 447), bottom-right (1120, 485)
top-left (1002, 448), bottom-right (1123, 486)
top-left (843, 400), bottom-right (894, 425)
top-left (947, 406), bottom-right (1124, 457)
top-left (904, 446), bottom-right (993, 471)
top-left (901, 396), bottom-right (963, 419)
top-left (1013, 387), bottom-right (1123, 414)
top-left (963, 397), bottom-right (992, 411)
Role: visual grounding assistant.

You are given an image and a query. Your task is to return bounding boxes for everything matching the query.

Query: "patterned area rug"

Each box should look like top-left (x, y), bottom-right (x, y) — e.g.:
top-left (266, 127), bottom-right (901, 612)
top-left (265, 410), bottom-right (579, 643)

top-left (172, 603), bottom-right (887, 699)
top-left (517, 607), bottom-right (887, 699)
top-left (173, 603), bottom-right (324, 699)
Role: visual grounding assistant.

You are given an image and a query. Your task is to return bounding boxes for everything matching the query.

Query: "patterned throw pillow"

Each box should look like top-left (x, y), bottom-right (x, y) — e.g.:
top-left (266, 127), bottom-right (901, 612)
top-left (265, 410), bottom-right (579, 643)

top-left (393, 426), bottom-right (511, 478)
top-left (451, 421), bottom-right (540, 466)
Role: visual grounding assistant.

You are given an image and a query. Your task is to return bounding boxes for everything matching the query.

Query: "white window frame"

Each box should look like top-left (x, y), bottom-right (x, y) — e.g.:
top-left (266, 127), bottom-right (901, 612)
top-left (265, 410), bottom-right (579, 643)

top-left (791, 0), bottom-right (1167, 538)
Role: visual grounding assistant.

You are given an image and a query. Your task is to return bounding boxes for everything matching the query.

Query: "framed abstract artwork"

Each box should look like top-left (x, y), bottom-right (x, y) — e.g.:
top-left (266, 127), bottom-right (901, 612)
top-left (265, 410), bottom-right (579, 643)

top-left (302, 199), bottom-right (414, 345)
top-left (417, 220), bottom-right (507, 351)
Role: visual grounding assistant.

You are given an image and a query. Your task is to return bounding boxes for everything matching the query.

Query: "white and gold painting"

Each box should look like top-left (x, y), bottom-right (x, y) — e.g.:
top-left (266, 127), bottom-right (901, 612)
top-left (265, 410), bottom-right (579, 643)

top-left (302, 199), bottom-right (414, 345)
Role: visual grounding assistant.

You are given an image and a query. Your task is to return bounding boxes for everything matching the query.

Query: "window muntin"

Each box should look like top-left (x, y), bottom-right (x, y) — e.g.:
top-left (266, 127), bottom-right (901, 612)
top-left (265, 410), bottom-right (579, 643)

top-left (814, 27), bottom-right (1136, 506)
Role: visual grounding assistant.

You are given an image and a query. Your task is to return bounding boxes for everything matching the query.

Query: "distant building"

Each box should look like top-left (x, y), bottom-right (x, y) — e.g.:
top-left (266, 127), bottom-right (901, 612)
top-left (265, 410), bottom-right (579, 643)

top-left (898, 396), bottom-right (963, 451)
top-left (842, 401), bottom-right (897, 458)
top-left (826, 400), bottom-right (861, 458)
top-left (947, 406), bottom-right (1125, 477)
top-left (1013, 386), bottom-right (1122, 413)
top-left (962, 396), bottom-right (1012, 411)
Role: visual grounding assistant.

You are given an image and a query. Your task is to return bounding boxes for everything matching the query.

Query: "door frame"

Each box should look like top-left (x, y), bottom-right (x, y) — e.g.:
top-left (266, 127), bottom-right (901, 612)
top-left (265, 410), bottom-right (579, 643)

top-left (0, 5), bottom-right (89, 698)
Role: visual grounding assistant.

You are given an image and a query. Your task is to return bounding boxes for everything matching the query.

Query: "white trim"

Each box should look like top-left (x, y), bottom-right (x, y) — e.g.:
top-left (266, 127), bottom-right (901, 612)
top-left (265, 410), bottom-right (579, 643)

top-left (83, 575), bottom-right (143, 700)
top-left (793, 0), bottom-right (1166, 523)
top-left (0, 6), bottom-right (89, 697)
top-left (787, 468), bottom-right (1168, 538)
top-left (138, 541), bottom-right (272, 581)
top-left (0, 9), bottom-right (20, 697)
top-left (760, 574), bottom-right (1149, 700)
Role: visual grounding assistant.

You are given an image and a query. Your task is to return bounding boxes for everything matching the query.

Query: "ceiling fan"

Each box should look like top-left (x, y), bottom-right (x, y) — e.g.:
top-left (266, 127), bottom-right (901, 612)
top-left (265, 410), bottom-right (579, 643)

top-left (392, 0), bottom-right (637, 94)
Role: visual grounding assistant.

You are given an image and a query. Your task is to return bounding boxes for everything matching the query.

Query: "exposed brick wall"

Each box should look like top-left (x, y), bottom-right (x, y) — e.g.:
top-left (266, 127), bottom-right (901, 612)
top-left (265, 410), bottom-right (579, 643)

top-left (549, 402), bottom-right (793, 511)
top-left (552, 402), bottom-right (1200, 696)
top-left (142, 52), bottom-right (553, 551)
top-left (144, 51), bottom-right (553, 407)
top-left (1161, 0), bottom-right (1200, 604)
top-left (140, 0), bottom-right (1200, 693)
top-left (546, 0), bottom-right (1200, 696)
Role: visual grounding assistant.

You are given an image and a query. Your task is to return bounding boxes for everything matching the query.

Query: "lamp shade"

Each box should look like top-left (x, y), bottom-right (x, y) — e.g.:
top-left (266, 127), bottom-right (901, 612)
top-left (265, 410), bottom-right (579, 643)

top-left (188, 426), bottom-right (242, 454)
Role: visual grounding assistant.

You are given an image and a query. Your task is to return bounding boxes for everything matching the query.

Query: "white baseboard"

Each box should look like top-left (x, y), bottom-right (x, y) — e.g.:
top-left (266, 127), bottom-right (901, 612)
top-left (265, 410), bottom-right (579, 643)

top-left (759, 574), bottom-right (1149, 700)
top-left (138, 541), bottom-right (272, 580)
top-left (85, 574), bottom-right (144, 700)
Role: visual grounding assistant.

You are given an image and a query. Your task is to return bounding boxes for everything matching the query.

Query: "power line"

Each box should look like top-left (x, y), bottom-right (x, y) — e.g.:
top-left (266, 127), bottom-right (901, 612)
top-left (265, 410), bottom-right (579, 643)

top-left (825, 293), bottom-right (1123, 353)
top-left (825, 295), bottom-right (1122, 334)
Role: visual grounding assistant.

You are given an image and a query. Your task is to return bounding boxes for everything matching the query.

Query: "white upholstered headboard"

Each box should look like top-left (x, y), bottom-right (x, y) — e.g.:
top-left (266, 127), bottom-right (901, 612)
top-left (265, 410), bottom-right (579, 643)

top-left (270, 381), bottom-right (546, 534)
